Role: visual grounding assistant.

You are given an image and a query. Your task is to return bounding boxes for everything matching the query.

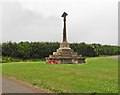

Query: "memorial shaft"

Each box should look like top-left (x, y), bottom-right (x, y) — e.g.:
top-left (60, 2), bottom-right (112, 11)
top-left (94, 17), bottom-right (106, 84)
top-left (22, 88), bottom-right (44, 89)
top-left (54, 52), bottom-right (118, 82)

top-left (63, 16), bottom-right (67, 42)
top-left (62, 12), bottom-right (68, 43)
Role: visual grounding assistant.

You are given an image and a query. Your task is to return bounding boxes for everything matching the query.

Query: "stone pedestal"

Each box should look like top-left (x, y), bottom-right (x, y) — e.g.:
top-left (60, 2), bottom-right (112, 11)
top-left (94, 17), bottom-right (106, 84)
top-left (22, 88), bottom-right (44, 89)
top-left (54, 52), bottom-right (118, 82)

top-left (46, 42), bottom-right (86, 64)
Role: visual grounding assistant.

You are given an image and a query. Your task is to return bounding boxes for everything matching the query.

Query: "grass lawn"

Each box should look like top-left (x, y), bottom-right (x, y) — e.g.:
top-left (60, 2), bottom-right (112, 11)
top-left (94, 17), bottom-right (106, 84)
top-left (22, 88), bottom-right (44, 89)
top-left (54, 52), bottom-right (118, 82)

top-left (2, 57), bottom-right (118, 93)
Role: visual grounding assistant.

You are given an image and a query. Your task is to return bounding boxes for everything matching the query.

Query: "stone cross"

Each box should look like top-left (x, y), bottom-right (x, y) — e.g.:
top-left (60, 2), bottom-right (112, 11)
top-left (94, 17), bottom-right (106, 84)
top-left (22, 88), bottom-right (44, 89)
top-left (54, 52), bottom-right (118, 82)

top-left (61, 12), bottom-right (68, 43)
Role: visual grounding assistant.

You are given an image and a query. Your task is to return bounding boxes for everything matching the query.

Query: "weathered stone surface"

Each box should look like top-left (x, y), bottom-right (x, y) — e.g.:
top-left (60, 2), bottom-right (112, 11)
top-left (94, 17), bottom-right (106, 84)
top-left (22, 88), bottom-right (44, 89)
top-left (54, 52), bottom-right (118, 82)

top-left (46, 12), bottom-right (86, 64)
top-left (46, 44), bottom-right (86, 64)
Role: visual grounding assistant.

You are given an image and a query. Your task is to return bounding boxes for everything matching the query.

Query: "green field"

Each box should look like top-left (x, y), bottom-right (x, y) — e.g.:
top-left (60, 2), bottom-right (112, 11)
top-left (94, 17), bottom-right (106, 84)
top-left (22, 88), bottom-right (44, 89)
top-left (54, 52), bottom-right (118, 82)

top-left (2, 57), bottom-right (118, 93)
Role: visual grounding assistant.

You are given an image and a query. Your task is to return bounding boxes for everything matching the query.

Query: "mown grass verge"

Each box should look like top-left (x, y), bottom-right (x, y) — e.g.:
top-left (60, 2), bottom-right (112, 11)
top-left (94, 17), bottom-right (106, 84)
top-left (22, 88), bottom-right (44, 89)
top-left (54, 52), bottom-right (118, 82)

top-left (2, 57), bottom-right (118, 93)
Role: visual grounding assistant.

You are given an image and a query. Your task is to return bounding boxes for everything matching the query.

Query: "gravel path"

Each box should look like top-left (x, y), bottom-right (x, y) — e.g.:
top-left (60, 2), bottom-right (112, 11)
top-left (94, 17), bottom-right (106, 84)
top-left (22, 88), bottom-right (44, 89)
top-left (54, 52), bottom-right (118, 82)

top-left (111, 56), bottom-right (120, 61)
top-left (2, 76), bottom-right (47, 93)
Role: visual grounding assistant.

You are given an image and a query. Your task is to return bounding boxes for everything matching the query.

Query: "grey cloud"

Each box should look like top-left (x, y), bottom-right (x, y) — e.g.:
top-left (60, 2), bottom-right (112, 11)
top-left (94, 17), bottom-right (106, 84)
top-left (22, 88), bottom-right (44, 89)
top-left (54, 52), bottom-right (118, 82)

top-left (1, 1), bottom-right (118, 45)
top-left (2, 2), bottom-right (61, 42)
top-left (2, 2), bottom-right (60, 26)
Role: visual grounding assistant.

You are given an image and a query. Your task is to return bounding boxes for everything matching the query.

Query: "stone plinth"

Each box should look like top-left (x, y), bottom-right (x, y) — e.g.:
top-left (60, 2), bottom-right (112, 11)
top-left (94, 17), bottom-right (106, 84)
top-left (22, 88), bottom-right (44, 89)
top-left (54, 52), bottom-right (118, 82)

top-left (46, 42), bottom-right (86, 64)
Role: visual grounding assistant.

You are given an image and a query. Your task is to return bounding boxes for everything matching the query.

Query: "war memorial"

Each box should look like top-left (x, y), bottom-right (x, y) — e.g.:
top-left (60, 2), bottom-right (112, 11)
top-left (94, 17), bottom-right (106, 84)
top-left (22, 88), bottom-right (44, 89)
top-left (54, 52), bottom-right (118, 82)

top-left (46, 12), bottom-right (86, 64)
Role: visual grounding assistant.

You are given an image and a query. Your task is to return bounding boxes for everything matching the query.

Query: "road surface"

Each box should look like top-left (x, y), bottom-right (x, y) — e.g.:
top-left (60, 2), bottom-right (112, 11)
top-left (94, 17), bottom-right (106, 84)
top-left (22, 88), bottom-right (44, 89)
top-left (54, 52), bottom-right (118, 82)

top-left (2, 76), bottom-right (47, 93)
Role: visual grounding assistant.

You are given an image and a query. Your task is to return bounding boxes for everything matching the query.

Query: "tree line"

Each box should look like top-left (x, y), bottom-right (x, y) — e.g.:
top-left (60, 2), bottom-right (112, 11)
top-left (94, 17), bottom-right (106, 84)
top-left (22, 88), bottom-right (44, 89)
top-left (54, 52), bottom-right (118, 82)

top-left (1, 41), bottom-right (120, 59)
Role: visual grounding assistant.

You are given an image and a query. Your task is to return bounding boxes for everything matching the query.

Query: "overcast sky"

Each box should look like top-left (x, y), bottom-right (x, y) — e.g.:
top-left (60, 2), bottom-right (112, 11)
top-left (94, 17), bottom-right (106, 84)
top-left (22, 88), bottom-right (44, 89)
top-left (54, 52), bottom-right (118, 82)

top-left (1, 0), bottom-right (119, 45)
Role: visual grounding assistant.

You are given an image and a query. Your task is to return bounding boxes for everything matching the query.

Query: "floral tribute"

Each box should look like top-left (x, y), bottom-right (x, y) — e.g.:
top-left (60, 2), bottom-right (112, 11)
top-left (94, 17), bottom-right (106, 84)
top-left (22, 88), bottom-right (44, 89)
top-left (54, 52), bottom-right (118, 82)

top-left (48, 60), bottom-right (58, 64)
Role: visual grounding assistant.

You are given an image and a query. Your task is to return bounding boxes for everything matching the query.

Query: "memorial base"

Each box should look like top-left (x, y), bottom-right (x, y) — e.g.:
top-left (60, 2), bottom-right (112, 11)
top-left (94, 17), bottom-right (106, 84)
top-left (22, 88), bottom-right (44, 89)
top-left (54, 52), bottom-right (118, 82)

top-left (46, 42), bottom-right (86, 64)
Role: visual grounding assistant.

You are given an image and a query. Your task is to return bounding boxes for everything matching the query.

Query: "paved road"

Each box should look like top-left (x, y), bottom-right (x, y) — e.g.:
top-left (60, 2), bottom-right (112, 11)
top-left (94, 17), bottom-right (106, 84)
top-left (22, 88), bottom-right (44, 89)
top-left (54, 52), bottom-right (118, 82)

top-left (2, 76), bottom-right (47, 93)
